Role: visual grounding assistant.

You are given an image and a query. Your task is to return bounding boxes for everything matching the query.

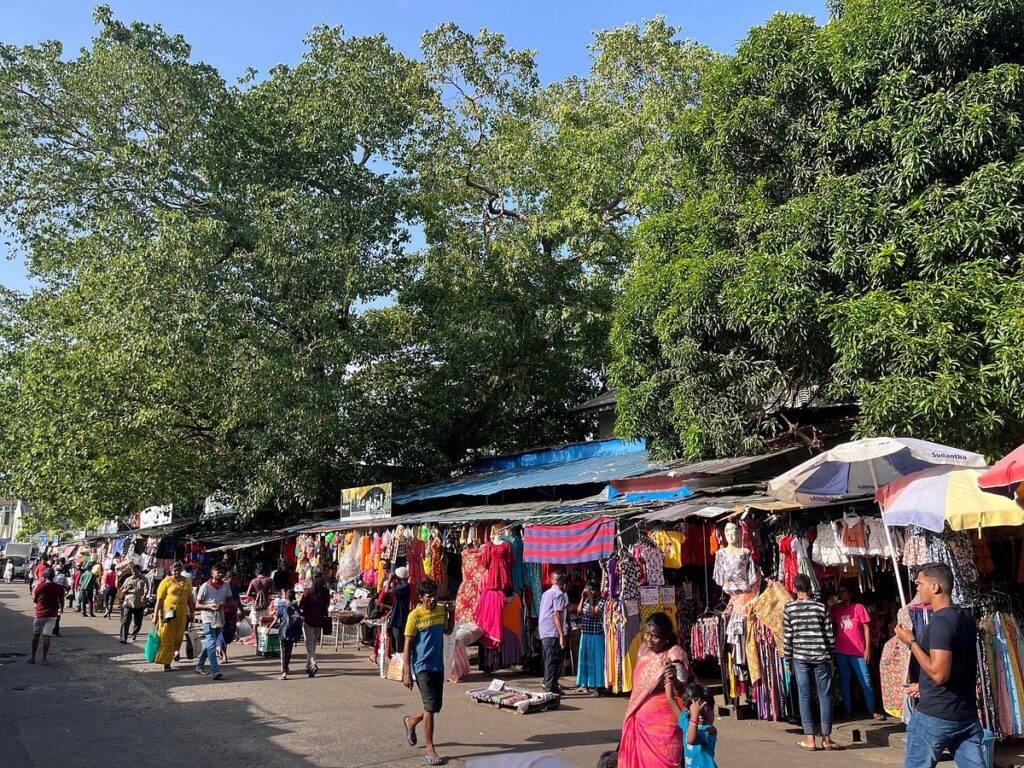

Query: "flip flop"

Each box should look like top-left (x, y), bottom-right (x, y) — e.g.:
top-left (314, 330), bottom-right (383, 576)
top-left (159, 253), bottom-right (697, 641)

top-left (403, 716), bottom-right (417, 746)
top-left (423, 757), bottom-right (446, 766)
top-left (823, 743), bottom-right (845, 751)
top-left (194, 668), bottom-right (208, 676)
top-left (797, 742), bottom-right (818, 751)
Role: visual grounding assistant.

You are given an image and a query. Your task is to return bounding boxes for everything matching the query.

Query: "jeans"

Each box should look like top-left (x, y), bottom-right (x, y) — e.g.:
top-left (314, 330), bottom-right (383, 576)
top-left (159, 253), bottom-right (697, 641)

top-left (281, 638), bottom-right (294, 674)
top-left (102, 586), bottom-right (117, 616)
top-left (794, 660), bottom-right (833, 736)
top-left (837, 652), bottom-right (876, 712)
top-left (120, 605), bottom-right (145, 641)
top-left (81, 587), bottom-right (96, 616)
top-left (196, 622), bottom-right (223, 674)
top-left (904, 711), bottom-right (986, 768)
top-left (541, 636), bottom-right (564, 694)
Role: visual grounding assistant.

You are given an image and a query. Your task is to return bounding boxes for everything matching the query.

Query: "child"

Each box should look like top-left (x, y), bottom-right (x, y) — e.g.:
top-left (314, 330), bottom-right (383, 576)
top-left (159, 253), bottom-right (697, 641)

top-left (271, 588), bottom-right (301, 680)
top-left (401, 578), bottom-right (453, 766)
top-left (665, 680), bottom-right (718, 768)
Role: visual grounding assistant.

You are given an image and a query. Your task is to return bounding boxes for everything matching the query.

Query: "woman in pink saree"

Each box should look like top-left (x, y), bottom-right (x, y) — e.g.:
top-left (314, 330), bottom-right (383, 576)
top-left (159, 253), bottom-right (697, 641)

top-left (618, 612), bottom-right (691, 768)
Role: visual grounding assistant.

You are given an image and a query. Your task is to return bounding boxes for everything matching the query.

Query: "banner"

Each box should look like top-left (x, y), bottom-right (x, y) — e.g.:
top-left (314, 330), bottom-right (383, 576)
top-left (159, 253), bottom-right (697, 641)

top-left (340, 483), bottom-right (392, 520)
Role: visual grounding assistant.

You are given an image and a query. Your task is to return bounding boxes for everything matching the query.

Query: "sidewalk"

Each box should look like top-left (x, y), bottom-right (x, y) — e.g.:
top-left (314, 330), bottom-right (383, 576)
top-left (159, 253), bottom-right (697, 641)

top-left (0, 582), bottom-right (914, 767)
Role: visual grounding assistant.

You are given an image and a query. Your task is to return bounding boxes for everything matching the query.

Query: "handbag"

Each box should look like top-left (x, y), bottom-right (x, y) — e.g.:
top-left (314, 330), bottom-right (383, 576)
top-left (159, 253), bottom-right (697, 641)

top-left (183, 631), bottom-right (196, 660)
top-left (144, 630), bottom-right (160, 663)
top-left (321, 615), bottom-right (333, 636)
top-left (162, 607), bottom-right (177, 622)
top-left (386, 653), bottom-right (405, 682)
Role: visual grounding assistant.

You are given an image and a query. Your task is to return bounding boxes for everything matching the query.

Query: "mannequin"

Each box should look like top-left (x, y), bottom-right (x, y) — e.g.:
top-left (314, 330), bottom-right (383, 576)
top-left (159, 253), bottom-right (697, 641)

top-left (713, 522), bottom-right (756, 595)
top-left (481, 523), bottom-right (513, 592)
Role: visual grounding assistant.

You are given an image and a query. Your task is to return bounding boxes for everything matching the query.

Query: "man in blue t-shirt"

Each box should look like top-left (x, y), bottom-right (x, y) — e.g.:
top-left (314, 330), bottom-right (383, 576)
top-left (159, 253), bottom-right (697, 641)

top-left (896, 562), bottom-right (985, 768)
top-left (401, 578), bottom-right (452, 766)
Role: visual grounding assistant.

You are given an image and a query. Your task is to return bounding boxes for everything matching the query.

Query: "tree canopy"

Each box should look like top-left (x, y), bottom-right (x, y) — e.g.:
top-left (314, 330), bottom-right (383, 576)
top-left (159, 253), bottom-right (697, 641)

top-left (4, 1), bottom-right (1024, 530)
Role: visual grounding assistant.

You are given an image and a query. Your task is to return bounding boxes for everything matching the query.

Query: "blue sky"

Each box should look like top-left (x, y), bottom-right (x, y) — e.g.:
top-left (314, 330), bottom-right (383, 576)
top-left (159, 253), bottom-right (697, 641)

top-left (1, 0), bottom-right (828, 291)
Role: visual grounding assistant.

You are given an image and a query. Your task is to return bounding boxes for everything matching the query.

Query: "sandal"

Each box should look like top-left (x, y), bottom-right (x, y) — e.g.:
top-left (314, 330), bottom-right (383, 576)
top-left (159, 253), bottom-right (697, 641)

top-left (403, 716), bottom-right (417, 746)
top-left (194, 667), bottom-right (208, 675)
top-left (822, 742), bottom-right (845, 751)
top-left (797, 741), bottom-right (818, 751)
top-left (423, 757), bottom-right (446, 766)
top-left (872, 712), bottom-right (887, 721)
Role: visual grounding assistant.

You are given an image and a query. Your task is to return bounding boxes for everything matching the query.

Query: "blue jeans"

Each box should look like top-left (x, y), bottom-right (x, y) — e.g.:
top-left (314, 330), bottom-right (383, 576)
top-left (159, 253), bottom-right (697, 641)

top-left (794, 660), bottom-right (833, 736)
top-left (196, 622), bottom-right (222, 674)
top-left (904, 711), bottom-right (985, 768)
top-left (837, 652), bottom-right (876, 712)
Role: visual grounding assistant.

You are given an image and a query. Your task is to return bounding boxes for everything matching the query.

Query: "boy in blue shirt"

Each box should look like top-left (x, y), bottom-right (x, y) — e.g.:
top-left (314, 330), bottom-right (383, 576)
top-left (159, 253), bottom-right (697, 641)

top-left (401, 578), bottom-right (452, 766)
top-left (666, 681), bottom-right (718, 768)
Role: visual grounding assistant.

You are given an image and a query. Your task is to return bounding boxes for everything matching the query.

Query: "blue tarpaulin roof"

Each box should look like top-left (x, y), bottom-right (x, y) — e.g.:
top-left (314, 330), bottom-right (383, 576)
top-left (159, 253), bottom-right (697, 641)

top-left (394, 439), bottom-right (662, 505)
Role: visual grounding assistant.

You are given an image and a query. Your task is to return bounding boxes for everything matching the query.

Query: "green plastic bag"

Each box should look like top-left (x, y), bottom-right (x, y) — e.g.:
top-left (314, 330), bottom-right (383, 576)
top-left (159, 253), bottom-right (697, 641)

top-left (145, 630), bottom-right (160, 663)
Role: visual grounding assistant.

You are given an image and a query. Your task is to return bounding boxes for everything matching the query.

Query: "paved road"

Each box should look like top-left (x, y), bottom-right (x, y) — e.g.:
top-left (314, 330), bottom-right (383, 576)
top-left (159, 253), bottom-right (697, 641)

top-left (0, 583), bottom-right (906, 768)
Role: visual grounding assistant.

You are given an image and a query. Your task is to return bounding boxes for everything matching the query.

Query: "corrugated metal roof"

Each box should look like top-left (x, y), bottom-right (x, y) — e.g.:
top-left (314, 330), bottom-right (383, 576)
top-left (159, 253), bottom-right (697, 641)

top-left (394, 447), bottom-right (663, 505)
top-left (638, 493), bottom-right (797, 522)
top-left (206, 533), bottom-right (286, 553)
top-left (568, 390), bottom-right (617, 413)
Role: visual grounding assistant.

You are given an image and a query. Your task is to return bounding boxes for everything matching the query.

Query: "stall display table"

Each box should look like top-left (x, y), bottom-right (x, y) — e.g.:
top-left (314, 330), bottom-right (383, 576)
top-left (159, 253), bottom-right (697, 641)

top-left (467, 681), bottom-right (560, 714)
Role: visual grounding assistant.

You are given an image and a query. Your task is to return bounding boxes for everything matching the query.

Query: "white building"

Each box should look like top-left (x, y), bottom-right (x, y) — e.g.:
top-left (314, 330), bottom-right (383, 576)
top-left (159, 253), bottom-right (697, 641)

top-left (0, 499), bottom-right (32, 543)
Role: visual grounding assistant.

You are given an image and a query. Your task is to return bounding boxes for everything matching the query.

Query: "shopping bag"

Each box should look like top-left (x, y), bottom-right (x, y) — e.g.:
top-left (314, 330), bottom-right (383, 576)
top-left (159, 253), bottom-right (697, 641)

top-left (386, 653), bottom-right (405, 682)
top-left (144, 630), bottom-right (160, 663)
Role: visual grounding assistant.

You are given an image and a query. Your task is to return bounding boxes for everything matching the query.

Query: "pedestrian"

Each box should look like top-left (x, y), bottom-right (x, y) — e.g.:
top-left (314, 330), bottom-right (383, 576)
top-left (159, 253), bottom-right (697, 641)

top-left (4, 558), bottom-right (13, 583)
top-left (216, 570), bottom-right (241, 664)
top-left (71, 564), bottom-right (83, 609)
top-left (538, 572), bottom-right (569, 695)
top-left (298, 570), bottom-right (330, 678)
top-left (783, 573), bottom-right (843, 751)
top-left (151, 561), bottom-right (194, 672)
top-left (574, 579), bottom-right (606, 695)
top-left (79, 562), bottom-right (97, 617)
top-left (101, 562), bottom-right (119, 618)
top-left (117, 564), bottom-right (149, 643)
top-left (273, 588), bottom-right (302, 680)
top-left (194, 563), bottom-right (231, 680)
top-left (29, 567), bottom-right (63, 665)
top-left (388, 566), bottom-right (412, 654)
top-left (89, 560), bottom-right (102, 614)
top-left (245, 564), bottom-right (273, 630)
top-left (617, 611), bottom-right (690, 768)
top-left (895, 563), bottom-right (985, 768)
top-left (52, 567), bottom-right (68, 636)
top-left (832, 582), bottom-right (884, 721)
top-left (271, 560), bottom-right (292, 592)
top-left (665, 682), bottom-right (718, 768)
top-left (401, 578), bottom-right (452, 766)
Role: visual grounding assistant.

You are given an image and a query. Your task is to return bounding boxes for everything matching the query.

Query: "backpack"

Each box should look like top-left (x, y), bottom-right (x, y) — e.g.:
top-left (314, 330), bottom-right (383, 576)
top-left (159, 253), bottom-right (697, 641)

top-left (284, 605), bottom-right (303, 641)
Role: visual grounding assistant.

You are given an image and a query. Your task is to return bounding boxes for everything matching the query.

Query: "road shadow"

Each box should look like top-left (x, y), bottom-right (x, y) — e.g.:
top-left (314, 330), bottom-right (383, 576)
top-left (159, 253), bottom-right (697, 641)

top-left (0, 592), bottom-right (316, 768)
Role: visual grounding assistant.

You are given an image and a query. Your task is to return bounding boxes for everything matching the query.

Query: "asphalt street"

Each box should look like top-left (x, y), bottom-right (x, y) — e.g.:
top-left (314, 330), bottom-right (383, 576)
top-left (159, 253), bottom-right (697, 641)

top-left (0, 582), bottom-right (911, 768)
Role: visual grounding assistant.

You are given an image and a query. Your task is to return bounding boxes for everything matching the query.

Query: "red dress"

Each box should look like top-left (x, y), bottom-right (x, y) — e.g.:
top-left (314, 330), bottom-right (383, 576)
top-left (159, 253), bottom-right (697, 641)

top-left (481, 539), bottom-right (513, 592)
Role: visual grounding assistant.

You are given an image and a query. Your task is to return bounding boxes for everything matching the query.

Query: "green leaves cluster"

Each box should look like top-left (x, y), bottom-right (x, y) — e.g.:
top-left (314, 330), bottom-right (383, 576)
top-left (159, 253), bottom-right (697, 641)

top-left (6, 1), bottom-right (1024, 529)
top-left (612, 0), bottom-right (1024, 460)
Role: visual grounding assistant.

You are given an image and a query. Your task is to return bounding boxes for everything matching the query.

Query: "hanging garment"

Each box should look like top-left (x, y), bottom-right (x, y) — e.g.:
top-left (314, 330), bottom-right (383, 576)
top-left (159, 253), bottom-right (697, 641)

top-left (406, 537), bottom-right (426, 588)
top-left (454, 548), bottom-right (485, 624)
top-left (619, 556), bottom-right (642, 601)
top-left (637, 544), bottom-right (666, 587)
top-left (812, 521), bottom-right (848, 566)
top-left (525, 562), bottom-right (543, 615)
top-left (508, 533), bottom-right (525, 592)
top-left (481, 539), bottom-right (513, 592)
top-left (474, 590), bottom-right (506, 649)
top-left (522, 517), bottom-right (616, 563)
top-left (841, 516), bottom-right (868, 556)
top-left (651, 531), bottom-right (684, 569)
top-left (713, 548), bottom-right (756, 594)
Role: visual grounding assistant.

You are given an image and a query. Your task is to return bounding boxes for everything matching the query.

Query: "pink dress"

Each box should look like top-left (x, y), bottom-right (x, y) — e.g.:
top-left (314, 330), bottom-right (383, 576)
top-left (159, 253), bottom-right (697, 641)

top-left (481, 539), bottom-right (513, 591)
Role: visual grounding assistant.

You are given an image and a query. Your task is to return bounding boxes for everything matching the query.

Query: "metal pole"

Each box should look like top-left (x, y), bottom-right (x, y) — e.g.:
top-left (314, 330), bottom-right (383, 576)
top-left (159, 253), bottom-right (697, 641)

top-left (869, 459), bottom-right (908, 607)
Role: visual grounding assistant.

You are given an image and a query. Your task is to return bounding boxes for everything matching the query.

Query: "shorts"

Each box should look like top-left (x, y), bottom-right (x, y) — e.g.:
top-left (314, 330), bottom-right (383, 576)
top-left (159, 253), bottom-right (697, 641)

top-left (33, 617), bottom-right (57, 636)
top-left (416, 670), bottom-right (445, 714)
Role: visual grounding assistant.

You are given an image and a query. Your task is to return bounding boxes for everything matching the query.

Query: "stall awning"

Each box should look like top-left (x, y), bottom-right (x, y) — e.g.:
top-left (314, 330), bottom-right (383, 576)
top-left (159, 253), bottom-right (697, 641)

top-left (637, 494), bottom-right (795, 522)
top-left (205, 534), bottom-right (286, 553)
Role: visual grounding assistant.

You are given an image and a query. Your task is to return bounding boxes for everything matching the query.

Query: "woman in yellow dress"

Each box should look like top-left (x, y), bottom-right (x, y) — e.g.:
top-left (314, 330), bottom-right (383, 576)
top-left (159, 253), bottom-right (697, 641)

top-left (151, 561), bottom-right (193, 671)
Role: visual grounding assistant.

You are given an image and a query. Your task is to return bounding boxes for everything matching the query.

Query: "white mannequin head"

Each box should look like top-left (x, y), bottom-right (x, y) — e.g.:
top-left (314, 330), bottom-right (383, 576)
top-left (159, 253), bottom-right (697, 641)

top-left (724, 522), bottom-right (741, 548)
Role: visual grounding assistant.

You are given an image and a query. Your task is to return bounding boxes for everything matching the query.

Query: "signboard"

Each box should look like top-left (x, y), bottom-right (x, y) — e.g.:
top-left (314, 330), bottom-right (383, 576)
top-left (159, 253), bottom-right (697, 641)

top-left (339, 483), bottom-right (392, 521)
top-left (138, 505), bottom-right (173, 529)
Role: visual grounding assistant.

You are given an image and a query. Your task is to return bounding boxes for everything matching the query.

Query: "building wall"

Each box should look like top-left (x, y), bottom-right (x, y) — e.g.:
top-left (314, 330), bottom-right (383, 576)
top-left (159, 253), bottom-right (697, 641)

top-left (0, 499), bottom-right (30, 542)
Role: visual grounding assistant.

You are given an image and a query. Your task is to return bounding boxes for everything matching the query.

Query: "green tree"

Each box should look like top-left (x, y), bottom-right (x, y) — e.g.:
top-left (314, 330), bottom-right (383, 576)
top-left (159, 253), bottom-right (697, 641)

top-left (0, 8), bottom-right (428, 528)
top-left (612, 0), bottom-right (1024, 459)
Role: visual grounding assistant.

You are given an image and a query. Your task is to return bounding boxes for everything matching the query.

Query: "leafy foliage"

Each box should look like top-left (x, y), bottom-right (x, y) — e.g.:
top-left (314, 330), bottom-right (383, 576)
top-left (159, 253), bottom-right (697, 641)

top-left (612, 0), bottom-right (1024, 460)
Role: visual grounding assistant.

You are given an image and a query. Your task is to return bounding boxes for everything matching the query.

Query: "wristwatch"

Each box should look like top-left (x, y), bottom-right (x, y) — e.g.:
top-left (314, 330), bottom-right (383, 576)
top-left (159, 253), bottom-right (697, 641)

top-left (906, 639), bottom-right (917, 650)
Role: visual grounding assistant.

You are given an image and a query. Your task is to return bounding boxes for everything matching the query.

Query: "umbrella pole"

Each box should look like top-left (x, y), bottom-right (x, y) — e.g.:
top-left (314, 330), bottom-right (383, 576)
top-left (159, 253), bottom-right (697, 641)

top-left (870, 459), bottom-right (908, 607)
